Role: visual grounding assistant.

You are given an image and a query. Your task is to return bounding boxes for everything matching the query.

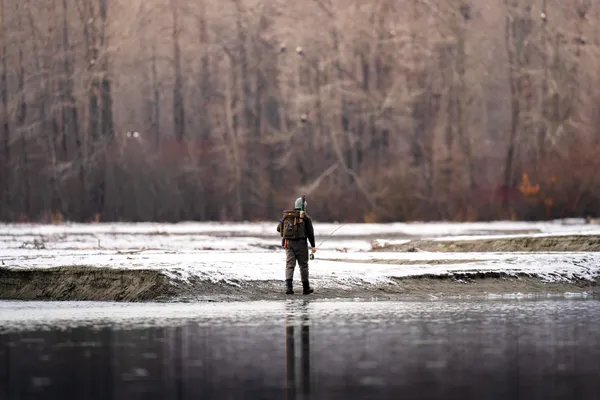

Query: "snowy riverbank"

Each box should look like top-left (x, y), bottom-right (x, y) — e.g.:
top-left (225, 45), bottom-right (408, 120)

top-left (1, 220), bottom-right (599, 301)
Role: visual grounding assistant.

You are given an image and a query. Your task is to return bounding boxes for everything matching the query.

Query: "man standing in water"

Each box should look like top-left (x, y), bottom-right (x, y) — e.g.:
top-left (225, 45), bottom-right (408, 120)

top-left (277, 195), bottom-right (316, 295)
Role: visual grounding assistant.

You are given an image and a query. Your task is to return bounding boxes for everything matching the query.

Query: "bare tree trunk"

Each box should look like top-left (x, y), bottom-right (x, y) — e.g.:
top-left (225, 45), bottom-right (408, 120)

top-left (234, 0), bottom-right (252, 219)
top-left (27, 1), bottom-right (59, 216)
top-left (151, 45), bottom-right (160, 149)
top-left (0, 0), bottom-right (10, 218)
top-left (62, 0), bottom-right (85, 220)
top-left (50, 0), bottom-right (69, 162)
top-left (85, 1), bottom-right (101, 217)
top-left (503, 0), bottom-right (533, 212)
top-left (198, 4), bottom-right (210, 140)
top-left (538, 0), bottom-right (549, 162)
top-left (456, 33), bottom-right (474, 190)
top-left (171, 0), bottom-right (185, 142)
top-left (85, 0), bottom-right (100, 142)
top-left (83, 0), bottom-right (115, 218)
top-left (224, 56), bottom-right (243, 220)
top-left (503, 3), bottom-right (522, 212)
top-left (99, 0), bottom-right (114, 141)
top-left (16, 3), bottom-right (30, 216)
top-left (196, 3), bottom-right (211, 219)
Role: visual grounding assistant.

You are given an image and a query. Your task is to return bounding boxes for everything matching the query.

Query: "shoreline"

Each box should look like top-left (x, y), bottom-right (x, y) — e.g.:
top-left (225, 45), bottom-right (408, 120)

top-left (1, 266), bottom-right (597, 302)
top-left (3, 229), bottom-right (600, 303)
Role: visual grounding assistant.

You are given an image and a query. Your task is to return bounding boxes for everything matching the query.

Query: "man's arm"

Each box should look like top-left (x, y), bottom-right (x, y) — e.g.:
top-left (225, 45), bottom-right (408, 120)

top-left (305, 217), bottom-right (316, 248)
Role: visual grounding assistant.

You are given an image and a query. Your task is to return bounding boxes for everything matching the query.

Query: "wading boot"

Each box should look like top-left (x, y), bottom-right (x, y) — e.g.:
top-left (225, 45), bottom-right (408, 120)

top-left (302, 280), bottom-right (314, 295)
top-left (285, 279), bottom-right (294, 295)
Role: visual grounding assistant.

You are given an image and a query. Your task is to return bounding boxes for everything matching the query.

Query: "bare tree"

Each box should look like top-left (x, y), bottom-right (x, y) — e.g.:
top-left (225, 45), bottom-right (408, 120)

top-left (0, 0), bottom-right (9, 217)
top-left (171, 0), bottom-right (185, 143)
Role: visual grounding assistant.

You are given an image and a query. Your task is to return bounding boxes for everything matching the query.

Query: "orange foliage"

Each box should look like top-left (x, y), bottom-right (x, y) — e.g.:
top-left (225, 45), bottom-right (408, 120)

top-left (518, 173), bottom-right (540, 198)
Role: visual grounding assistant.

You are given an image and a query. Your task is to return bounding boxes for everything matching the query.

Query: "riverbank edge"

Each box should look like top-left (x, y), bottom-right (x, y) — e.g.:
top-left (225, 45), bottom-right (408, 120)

top-left (1, 266), bottom-right (597, 302)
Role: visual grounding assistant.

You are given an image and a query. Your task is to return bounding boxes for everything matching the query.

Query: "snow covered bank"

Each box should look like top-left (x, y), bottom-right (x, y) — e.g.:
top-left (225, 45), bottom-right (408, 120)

top-left (2, 246), bottom-right (600, 284)
top-left (1, 263), bottom-right (597, 302)
top-left (1, 221), bottom-right (599, 301)
top-left (1, 248), bottom-right (599, 301)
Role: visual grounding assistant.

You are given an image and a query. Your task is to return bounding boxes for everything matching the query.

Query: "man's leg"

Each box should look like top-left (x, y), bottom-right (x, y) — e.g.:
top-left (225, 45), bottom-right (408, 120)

top-left (293, 240), bottom-right (313, 295)
top-left (285, 246), bottom-right (296, 294)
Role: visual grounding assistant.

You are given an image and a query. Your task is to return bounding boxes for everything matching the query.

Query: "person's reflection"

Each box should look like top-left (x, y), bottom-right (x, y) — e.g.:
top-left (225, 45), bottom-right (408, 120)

top-left (285, 309), bottom-right (296, 400)
top-left (285, 301), bottom-right (311, 399)
top-left (0, 333), bottom-right (9, 399)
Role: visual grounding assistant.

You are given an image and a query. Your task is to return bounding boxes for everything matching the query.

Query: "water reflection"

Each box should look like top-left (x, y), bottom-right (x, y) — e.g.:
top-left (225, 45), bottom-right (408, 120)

top-left (285, 301), bottom-right (311, 400)
top-left (0, 300), bottom-right (599, 399)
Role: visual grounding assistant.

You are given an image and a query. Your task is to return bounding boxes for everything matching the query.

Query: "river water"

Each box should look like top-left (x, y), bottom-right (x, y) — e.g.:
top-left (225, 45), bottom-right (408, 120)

top-left (1, 299), bottom-right (599, 400)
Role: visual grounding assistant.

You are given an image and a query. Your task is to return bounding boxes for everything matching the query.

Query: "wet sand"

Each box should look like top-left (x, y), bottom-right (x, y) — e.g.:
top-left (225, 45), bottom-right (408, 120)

top-left (0, 266), bottom-right (597, 302)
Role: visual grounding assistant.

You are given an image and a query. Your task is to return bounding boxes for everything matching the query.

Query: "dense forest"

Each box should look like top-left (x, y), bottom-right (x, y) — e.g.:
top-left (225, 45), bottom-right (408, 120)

top-left (0, 0), bottom-right (598, 223)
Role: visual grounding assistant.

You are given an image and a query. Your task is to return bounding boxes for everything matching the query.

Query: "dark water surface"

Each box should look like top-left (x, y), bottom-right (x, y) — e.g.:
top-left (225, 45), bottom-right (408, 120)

top-left (1, 299), bottom-right (599, 400)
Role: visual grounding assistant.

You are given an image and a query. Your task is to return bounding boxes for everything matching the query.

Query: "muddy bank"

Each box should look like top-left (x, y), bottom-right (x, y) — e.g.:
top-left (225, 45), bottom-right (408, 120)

top-left (387, 273), bottom-right (598, 299)
top-left (0, 267), bottom-right (179, 302)
top-left (372, 235), bottom-right (600, 252)
top-left (0, 266), bottom-right (597, 302)
top-left (178, 274), bottom-right (599, 302)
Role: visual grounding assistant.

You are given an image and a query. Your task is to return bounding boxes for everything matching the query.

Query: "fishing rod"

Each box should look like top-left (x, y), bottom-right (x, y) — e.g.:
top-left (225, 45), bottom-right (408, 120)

top-left (310, 224), bottom-right (345, 260)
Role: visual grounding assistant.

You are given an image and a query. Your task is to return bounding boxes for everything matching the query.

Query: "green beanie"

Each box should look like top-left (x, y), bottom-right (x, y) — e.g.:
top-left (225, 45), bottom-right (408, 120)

top-left (294, 197), bottom-right (307, 210)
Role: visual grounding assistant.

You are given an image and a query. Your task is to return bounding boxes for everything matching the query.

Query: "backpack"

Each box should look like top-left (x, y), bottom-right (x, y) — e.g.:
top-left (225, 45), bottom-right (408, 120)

top-left (279, 210), bottom-right (306, 240)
